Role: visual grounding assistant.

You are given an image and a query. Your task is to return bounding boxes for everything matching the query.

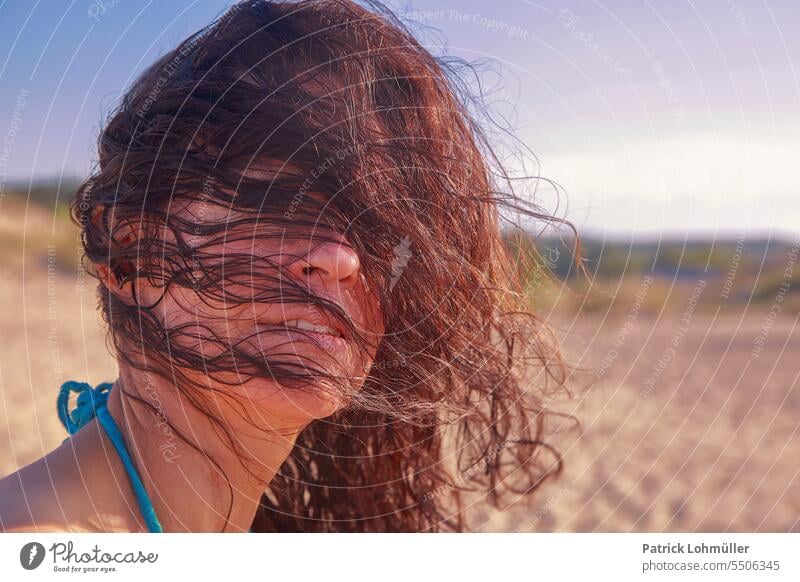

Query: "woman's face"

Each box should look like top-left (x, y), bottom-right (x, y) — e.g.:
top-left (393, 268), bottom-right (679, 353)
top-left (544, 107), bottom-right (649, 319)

top-left (126, 200), bottom-right (384, 430)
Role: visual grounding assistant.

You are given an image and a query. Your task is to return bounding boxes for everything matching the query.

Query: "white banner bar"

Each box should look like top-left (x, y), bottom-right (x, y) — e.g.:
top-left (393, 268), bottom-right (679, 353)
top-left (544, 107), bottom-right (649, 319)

top-left (1, 533), bottom-right (797, 581)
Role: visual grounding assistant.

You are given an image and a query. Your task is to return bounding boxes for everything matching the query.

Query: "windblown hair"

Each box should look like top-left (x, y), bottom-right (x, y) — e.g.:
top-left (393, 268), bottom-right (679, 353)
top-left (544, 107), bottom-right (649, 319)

top-left (72, 0), bottom-right (571, 531)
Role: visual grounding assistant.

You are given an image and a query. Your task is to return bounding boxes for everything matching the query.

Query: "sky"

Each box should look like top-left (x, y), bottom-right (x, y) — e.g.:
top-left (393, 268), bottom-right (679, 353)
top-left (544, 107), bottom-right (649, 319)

top-left (0, 0), bottom-right (798, 236)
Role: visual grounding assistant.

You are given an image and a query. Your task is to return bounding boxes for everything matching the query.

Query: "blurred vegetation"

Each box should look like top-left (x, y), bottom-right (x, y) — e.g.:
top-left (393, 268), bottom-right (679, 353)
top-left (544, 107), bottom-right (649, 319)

top-left (0, 180), bottom-right (82, 272)
top-left (507, 229), bottom-right (800, 316)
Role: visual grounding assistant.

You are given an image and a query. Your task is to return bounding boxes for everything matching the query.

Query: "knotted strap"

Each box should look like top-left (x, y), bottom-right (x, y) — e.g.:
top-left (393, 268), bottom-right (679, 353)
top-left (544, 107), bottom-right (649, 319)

top-left (57, 380), bottom-right (163, 533)
top-left (57, 381), bottom-right (113, 434)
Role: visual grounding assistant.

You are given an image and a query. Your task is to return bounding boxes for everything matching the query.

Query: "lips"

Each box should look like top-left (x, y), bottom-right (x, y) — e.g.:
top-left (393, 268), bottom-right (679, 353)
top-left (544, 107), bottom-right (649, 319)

top-left (260, 315), bottom-right (350, 357)
top-left (254, 306), bottom-right (350, 343)
top-left (280, 318), bottom-right (343, 338)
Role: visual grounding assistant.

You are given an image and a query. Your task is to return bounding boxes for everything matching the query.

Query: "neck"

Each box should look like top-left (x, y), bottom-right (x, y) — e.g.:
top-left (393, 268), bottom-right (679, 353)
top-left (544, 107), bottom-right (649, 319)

top-left (99, 366), bottom-right (301, 532)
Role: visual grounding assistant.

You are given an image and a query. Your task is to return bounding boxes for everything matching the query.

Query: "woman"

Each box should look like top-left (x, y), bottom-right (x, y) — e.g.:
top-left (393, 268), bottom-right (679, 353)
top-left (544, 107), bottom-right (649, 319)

top-left (0, 0), bottom-right (567, 532)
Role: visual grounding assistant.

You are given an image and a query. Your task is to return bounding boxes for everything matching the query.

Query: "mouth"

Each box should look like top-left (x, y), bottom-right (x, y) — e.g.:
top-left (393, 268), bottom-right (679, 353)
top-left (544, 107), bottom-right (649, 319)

top-left (254, 308), bottom-right (352, 349)
top-left (251, 302), bottom-right (356, 354)
top-left (280, 318), bottom-right (344, 339)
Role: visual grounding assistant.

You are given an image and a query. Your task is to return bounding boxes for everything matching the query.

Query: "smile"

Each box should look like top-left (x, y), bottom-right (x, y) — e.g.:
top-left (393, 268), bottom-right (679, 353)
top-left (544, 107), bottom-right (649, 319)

top-left (280, 319), bottom-right (343, 338)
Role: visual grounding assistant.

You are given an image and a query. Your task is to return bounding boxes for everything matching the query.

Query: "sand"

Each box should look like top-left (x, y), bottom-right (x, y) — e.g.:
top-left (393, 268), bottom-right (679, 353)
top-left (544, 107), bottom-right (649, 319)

top-left (475, 310), bottom-right (800, 532)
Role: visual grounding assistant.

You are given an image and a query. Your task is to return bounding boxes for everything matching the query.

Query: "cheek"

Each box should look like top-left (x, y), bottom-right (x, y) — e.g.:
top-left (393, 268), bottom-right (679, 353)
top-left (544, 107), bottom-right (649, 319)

top-left (150, 287), bottom-right (247, 355)
top-left (359, 286), bottom-right (385, 352)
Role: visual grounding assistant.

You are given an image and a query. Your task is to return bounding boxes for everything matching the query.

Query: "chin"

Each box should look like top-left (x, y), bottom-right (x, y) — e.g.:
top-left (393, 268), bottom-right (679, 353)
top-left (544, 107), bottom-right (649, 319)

top-left (290, 388), bottom-right (346, 421)
top-left (244, 376), bottom-right (352, 426)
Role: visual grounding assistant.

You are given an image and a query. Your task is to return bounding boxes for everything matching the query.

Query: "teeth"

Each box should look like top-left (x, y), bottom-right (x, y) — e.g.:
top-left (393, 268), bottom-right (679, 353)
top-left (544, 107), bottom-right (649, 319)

top-left (283, 319), bottom-right (341, 337)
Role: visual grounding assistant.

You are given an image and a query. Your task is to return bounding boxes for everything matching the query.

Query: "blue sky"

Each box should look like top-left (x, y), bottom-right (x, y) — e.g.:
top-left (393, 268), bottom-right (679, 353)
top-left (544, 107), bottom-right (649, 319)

top-left (0, 0), bottom-right (798, 235)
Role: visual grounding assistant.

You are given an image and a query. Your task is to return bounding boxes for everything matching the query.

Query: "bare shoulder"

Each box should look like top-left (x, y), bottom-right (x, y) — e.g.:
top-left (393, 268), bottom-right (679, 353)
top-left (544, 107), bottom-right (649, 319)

top-left (3, 522), bottom-right (77, 533)
top-left (0, 438), bottom-right (104, 533)
top-left (0, 458), bottom-right (68, 532)
top-left (0, 437), bottom-right (141, 533)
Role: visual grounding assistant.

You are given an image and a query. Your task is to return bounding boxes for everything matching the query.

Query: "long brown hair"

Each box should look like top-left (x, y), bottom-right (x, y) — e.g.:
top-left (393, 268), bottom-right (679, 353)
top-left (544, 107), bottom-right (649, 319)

top-left (72, 0), bottom-right (571, 532)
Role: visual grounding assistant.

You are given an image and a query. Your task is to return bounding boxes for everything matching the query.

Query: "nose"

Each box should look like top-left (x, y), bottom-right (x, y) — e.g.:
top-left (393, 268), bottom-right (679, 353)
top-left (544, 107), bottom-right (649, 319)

top-left (288, 239), bottom-right (361, 290)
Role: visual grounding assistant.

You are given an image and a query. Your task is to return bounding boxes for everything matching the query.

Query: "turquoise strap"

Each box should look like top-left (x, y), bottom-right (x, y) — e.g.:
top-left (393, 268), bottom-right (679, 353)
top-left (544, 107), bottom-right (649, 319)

top-left (58, 381), bottom-right (163, 533)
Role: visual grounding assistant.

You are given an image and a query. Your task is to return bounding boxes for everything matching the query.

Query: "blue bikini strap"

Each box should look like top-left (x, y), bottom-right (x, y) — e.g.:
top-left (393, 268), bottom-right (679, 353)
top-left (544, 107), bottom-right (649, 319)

top-left (58, 381), bottom-right (163, 533)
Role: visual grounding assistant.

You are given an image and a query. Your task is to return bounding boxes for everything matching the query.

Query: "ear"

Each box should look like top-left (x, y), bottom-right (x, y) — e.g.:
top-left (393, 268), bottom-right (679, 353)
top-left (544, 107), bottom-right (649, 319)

top-left (95, 261), bottom-right (139, 306)
top-left (89, 206), bottom-right (149, 307)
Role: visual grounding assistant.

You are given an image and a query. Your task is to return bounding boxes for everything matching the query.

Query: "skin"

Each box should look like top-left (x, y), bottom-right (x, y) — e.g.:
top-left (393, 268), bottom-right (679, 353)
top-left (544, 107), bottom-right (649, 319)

top-left (0, 212), bottom-right (382, 532)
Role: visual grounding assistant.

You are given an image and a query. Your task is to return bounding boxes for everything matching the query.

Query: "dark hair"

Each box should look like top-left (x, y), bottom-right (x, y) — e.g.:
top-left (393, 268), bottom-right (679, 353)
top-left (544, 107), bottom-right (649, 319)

top-left (72, 0), bottom-right (571, 532)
